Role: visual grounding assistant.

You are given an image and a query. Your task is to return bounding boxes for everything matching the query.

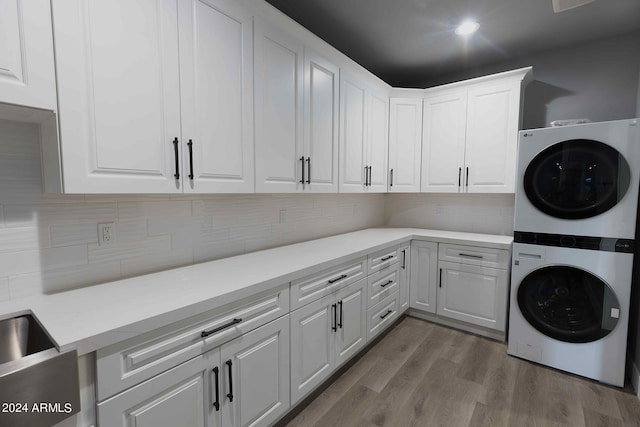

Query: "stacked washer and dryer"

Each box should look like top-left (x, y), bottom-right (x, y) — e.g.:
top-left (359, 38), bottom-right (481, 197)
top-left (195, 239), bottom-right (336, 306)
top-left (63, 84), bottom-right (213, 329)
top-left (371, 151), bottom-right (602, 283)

top-left (508, 118), bottom-right (640, 387)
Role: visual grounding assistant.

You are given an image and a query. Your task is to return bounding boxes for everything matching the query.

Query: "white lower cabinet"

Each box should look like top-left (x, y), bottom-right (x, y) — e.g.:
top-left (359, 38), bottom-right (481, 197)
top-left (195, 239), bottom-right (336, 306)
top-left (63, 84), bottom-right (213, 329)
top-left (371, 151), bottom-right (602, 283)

top-left (290, 279), bottom-right (366, 404)
top-left (367, 291), bottom-right (400, 340)
top-left (409, 240), bottom-right (511, 337)
top-left (98, 316), bottom-right (289, 427)
top-left (409, 241), bottom-right (438, 313)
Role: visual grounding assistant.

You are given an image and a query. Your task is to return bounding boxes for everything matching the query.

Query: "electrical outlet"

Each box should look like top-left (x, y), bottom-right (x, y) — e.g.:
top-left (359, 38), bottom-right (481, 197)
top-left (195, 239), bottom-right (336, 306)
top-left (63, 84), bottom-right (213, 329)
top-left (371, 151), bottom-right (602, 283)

top-left (279, 209), bottom-right (287, 224)
top-left (98, 222), bottom-right (115, 246)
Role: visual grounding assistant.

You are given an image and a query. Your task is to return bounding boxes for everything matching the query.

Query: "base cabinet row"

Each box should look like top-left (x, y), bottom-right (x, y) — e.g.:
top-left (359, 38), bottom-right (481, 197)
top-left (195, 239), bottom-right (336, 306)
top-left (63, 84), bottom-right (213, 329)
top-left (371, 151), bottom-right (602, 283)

top-left (98, 315), bottom-right (290, 427)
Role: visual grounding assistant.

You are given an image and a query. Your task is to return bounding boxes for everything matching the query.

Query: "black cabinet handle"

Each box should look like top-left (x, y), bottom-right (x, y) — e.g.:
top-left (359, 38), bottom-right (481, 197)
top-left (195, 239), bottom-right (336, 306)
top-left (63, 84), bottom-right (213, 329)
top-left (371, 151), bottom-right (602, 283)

top-left (390, 168), bottom-right (394, 187)
top-left (338, 301), bottom-right (343, 329)
top-left (331, 304), bottom-right (337, 332)
top-left (363, 166), bottom-right (368, 186)
top-left (458, 167), bottom-right (461, 187)
top-left (380, 280), bottom-right (393, 288)
top-left (380, 309), bottom-right (393, 320)
top-left (173, 137), bottom-right (180, 179)
top-left (328, 274), bottom-right (347, 284)
top-left (226, 360), bottom-right (233, 402)
top-left (381, 255), bottom-right (394, 262)
top-left (300, 156), bottom-right (305, 186)
top-left (439, 268), bottom-right (442, 288)
top-left (368, 166), bottom-right (372, 186)
top-left (459, 253), bottom-right (483, 259)
top-left (466, 167), bottom-right (469, 187)
top-left (212, 367), bottom-right (220, 411)
top-left (306, 157), bottom-right (311, 184)
top-left (201, 318), bottom-right (242, 338)
top-left (187, 139), bottom-right (194, 180)
top-left (401, 249), bottom-right (406, 269)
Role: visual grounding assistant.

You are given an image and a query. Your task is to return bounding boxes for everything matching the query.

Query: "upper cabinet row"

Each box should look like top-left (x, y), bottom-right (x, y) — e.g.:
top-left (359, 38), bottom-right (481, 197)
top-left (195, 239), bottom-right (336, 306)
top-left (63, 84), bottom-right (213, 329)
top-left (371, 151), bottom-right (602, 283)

top-left (3, 0), bottom-right (530, 195)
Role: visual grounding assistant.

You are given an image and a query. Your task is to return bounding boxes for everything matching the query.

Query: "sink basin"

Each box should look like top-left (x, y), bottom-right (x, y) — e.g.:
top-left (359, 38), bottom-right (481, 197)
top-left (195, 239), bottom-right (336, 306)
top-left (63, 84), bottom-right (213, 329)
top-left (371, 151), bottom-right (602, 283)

top-left (0, 314), bottom-right (80, 427)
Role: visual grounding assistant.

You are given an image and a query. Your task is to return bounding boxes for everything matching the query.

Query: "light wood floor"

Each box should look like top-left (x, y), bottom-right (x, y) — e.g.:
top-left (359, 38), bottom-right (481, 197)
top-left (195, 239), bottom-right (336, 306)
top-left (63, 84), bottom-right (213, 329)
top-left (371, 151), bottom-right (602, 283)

top-left (281, 316), bottom-right (640, 427)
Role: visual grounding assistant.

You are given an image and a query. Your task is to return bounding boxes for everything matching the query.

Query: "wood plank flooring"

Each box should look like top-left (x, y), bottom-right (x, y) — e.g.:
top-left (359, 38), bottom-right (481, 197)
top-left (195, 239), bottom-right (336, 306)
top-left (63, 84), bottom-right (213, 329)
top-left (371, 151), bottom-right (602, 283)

top-left (280, 316), bottom-right (640, 427)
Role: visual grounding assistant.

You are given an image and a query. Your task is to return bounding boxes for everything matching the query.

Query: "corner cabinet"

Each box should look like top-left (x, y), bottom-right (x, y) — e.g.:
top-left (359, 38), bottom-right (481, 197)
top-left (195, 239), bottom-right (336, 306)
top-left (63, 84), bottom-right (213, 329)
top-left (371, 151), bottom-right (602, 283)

top-left (388, 98), bottom-right (423, 192)
top-left (421, 67), bottom-right (532, 193)
top-left (339, 70), bottom-right (389, 193)
top-left (50, 0), bottom-right (254, 193)
top-left (0, 0), bottom-right (56, 112)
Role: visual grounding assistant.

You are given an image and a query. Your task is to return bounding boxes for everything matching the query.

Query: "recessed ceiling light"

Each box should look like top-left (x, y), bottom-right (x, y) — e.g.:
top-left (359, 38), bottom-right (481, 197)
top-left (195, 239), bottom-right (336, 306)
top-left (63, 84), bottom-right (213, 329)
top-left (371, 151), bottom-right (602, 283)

top-left (455, 20), bottom-right (480, 36)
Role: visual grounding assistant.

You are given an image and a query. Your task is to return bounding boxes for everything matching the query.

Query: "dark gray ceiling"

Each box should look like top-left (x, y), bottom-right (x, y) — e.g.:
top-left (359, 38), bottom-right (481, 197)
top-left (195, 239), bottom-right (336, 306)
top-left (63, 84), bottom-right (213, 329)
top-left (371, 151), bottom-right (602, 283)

top-left (264, 0), bottom-right (640, 87)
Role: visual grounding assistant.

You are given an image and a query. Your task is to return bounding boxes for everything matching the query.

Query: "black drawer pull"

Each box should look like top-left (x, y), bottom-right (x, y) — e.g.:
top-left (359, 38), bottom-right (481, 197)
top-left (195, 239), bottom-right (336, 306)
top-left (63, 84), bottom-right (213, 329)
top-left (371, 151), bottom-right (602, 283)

top-left (380, 309), bottom-right (393, 320)
top-left (381, 255), bottom-right (394, 262)
top-left (401, 249), bottom-right (406, 269)
top-left (459, 253), bottom-right (483, 259)
top-left (328, 274), bottom-right (347, 284)
top-left (439, 268), bottom-right (442, 288)
top-left (380, 280), bottom-right (393, 288)
top-left (300, 156), bottom-right (305, 185)
top-left (173, 137), bottom-right (180, 180)
top-left (458, 167), bottom-right (461, 187)
top-left (212, 367), bottom-right (220, 411)
top-left (226, 360), bottom-right (233, 402)
top-left (201, 318), bottom-right (242, 338)
top-left (306, 157), bottom-right (311, 184)
top-left (338, 300), bottom-right (343, 328)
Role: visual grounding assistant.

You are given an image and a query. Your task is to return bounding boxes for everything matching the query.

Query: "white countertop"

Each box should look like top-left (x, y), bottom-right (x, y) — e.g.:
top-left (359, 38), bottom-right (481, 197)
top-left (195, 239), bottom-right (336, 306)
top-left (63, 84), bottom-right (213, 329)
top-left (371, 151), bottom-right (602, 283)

top-left (0, 228), bottom-right (512, 355)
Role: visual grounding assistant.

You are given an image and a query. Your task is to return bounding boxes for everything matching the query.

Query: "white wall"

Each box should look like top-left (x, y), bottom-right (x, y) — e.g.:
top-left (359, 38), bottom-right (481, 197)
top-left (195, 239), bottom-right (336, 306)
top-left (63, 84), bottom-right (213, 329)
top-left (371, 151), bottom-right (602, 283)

top-left (0, 119), bottom-right (385, 301)
top-left (384, 193), bottom-right (515, 236)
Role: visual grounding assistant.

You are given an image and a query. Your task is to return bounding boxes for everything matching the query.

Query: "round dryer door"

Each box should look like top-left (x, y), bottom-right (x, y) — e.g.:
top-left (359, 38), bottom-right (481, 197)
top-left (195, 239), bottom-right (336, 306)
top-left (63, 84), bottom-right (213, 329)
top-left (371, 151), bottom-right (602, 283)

top-left (523, 139), bottom-right (631, 219)
top-left (517, 266), bottom-right (620, 343)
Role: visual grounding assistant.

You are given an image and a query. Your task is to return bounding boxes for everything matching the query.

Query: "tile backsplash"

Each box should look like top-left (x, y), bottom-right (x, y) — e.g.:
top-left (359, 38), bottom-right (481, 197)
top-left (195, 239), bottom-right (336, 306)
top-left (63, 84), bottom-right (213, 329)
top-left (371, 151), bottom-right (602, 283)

top-left (0, 120), bottom-right (385, 300)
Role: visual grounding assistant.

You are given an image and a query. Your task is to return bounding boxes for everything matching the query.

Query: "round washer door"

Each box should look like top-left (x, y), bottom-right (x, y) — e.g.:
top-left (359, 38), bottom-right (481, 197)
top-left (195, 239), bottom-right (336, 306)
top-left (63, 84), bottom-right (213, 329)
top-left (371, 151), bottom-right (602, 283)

top-left (523, 139), bottom-right (631, 219)
top-left (517, 266), bottom-right (620, 343)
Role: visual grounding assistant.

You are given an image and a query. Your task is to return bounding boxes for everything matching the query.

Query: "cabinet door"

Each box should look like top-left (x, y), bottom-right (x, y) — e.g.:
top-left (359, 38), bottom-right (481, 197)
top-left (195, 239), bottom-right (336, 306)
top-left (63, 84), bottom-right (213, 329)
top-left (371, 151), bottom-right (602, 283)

top-left (437, 261), bottom-right (508, 331)
top-left (366, 90), bottom-right (389, 192)
top-left (464, 80), bottom-right (520, 193)
top-left (98, 355), bottom-right (208, 427)
top-left (421, 90), bottom-right (467, 193)
top-left (303, 48), bottom-right (339, 193)
top-left (409, 241), bottom-right (438, 313)
top-left (179, 0), bottom-right (254, 193)
top-left (220, 316), bottom-right (290, 427)
top-left (254, 19), bottom-right (303, 193)
top-left (339, 71), bottom-right (367, 192)
top-left (388, 98), bottom-right (423, 193)
top-left (398, 246), bottom-right (410, 312)
top-left (0, 0), bottom-right (56, 111)
top-left (335, 279), bottom-right (367, 367)
top-left (290, 294), bottom-right (335, 404)
top-left (52, 0), bottom-right (182, 193)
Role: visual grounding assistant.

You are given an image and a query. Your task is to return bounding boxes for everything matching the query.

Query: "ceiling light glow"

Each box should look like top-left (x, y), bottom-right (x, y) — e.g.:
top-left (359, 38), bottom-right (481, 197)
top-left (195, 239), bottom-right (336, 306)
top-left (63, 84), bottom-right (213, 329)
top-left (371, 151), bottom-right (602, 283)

top-left (455, 20), bottom-right (479, 36)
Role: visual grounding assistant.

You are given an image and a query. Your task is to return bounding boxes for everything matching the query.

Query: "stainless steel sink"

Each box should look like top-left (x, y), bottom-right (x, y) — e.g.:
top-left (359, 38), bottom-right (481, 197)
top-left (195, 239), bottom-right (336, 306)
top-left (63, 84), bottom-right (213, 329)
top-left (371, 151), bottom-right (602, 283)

top-left (0, 314), bottom-right (80, 427)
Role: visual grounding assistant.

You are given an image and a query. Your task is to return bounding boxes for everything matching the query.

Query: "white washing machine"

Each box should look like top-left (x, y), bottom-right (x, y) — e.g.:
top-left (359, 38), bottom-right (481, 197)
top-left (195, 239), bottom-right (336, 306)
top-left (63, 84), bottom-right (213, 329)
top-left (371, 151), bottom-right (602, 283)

top-left (507, 240), bottom-right (634, 386)
top-left (514, 118), bottom-right (640, 239)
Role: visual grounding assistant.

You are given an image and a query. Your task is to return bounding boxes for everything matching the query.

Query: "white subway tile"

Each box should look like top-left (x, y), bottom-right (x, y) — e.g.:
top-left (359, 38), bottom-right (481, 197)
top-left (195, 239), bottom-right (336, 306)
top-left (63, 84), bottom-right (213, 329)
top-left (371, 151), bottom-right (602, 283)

top-left (0, 246), bottom-right (87, 277)
top-left (88, 236), bottom-right (172, 264)
top-left (0, 278), bottom-right (9, 301)
top-left (51, 224), bottom-right (98, 247)
top-left (3, 203), bottom-right (117, 227)
top-left (121, 249), bottom-right (193, 278)
top-left (118, 200), bottom-right (192, 221)
top-left (0, 227), bottom-right (49, 253)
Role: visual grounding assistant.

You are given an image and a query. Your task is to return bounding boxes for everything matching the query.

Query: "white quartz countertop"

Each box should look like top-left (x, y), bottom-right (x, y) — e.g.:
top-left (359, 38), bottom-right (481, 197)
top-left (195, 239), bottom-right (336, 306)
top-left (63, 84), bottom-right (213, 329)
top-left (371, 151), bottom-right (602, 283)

top-left (0, 228), bottom-right (512, 355)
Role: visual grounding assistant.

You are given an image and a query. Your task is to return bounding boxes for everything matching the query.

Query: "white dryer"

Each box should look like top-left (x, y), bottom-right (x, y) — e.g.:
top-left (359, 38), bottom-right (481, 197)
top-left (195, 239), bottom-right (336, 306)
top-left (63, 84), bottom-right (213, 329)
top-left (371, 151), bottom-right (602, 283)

top-left (507, 240), bottom-right (633, 386)
top-left (514, 118), bottom-right (640, 239)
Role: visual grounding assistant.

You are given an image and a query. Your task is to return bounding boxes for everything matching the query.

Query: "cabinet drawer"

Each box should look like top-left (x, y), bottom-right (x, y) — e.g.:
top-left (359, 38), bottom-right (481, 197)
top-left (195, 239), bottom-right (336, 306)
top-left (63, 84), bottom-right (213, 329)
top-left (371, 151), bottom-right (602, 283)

top-left (367, 291), bottom-right (400, 341)
top-left (438, 243), bottom-right (510, 269)
top-left (96, 285), bottom-right (289, 400)
top-left (367, 263), bottom-right (399, 308)
top-left (291, 258), bottom-right (367, 310)
top-left (367, 245), bottom-right (401, 274)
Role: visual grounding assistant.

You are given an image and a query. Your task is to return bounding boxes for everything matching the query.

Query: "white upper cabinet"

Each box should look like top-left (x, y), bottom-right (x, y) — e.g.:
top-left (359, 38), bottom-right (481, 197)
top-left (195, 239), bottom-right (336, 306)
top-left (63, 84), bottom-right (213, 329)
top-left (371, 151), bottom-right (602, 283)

top-left (0, 0), bottom-right (56, 112)
top-left (421, 67), bottom-right (532, 194)
top-left (51, 0), bottom-right (255, 193)
top-left (53, 0), bottom-right (183, 193)
top-left (179, 0), bottom-right (255, 193)
top-left (303, 48), bottom-right (339, 192)
top-left (339, 71), bottom-right (389, 193)
top-left (254, 18), bottom-right (303, 193)
top-left (388, 98), bottom-right (423, 193)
